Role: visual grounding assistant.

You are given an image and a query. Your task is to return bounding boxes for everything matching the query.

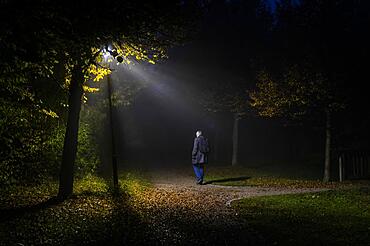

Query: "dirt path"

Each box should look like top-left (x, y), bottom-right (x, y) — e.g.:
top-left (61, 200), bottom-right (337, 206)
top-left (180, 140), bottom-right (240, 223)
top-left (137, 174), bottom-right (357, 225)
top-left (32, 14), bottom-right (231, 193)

top-left (129, 170), bottom-right (329, 245)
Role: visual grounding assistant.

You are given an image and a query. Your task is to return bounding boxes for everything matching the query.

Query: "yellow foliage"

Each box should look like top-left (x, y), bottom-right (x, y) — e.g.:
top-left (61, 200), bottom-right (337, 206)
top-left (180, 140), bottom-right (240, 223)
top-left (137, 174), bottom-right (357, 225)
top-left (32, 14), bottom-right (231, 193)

top-left (83, 85), bottom-right (100, 93)
top-left (63, 63), bottom-right (72, 89)
top-left (114, 42), bottom-right (165, 65)
top-left (41, 109), bottom-right (59, 118)
top-left (249, 70), bottom-right (285, 117)
top-left (87, 64), bottom-right (111, 82)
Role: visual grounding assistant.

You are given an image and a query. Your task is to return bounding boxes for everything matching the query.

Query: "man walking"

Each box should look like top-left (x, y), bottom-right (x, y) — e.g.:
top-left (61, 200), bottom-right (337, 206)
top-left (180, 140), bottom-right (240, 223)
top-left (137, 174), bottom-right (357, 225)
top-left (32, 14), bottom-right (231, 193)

top-left (192, 130), bottom-right (209, 185)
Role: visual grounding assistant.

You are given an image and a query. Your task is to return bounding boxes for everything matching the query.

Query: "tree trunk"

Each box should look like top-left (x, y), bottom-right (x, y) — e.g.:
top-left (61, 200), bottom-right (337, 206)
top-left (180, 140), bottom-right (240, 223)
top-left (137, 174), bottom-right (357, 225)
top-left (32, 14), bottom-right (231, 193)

top-left (323, 109), bottom-right (331, 182)
top-left (57, 65), bottom-right (84, 199)
top-left (232, 113), bottom-right (240, 166)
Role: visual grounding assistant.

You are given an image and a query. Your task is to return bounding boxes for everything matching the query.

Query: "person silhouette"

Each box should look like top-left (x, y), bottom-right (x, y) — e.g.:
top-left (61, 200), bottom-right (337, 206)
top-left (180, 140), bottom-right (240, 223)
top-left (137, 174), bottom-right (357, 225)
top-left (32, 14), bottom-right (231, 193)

top-left (191, 130), bottom-right (209, 185)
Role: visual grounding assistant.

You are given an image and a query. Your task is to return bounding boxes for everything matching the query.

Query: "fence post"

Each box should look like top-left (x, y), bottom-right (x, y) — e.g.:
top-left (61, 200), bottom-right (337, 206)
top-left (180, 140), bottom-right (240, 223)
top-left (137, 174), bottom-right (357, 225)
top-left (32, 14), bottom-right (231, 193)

top-left (339, 155), bottom-right (343, 182)
top-left (360, 153), bottom-right (364, 178)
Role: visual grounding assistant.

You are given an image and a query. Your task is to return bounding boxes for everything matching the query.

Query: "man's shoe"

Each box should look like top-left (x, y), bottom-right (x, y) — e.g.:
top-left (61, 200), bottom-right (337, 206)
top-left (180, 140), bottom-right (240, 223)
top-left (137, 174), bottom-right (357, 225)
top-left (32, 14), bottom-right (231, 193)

top-left (196, 180), bottom-right (203, 185)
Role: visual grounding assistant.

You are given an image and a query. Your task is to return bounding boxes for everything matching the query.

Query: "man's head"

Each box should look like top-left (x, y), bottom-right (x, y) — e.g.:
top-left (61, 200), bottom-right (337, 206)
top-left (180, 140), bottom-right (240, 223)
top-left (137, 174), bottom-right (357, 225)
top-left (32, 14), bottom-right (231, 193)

top-left (196, 130), bottom-right (202, 137)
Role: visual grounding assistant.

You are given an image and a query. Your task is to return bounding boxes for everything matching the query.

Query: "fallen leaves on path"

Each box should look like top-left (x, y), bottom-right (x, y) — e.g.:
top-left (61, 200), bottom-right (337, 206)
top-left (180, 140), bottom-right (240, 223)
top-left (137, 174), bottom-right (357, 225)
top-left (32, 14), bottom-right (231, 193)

top-left (1, 172), bottom-right (346, 245)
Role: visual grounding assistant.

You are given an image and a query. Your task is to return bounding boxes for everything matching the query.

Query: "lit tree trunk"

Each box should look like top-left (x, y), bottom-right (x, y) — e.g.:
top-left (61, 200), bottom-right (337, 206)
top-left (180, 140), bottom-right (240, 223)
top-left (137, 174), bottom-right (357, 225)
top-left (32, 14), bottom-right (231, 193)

top-left (232, 113), bottom-right (239, 166)
top-left (58, 65), bottom-right (84, 199)
top-left (323, 109), bottom-right (331, 182)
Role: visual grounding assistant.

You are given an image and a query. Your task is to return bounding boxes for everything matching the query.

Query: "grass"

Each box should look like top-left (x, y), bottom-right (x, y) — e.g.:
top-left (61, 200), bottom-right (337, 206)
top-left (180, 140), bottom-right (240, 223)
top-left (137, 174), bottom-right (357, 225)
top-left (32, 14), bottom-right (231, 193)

top-left (233, 187), bottom-right (370, 246)
top-left (0, 172), bottom-right (154, 246)
top-left (204, 166), bottom-right (359, 189)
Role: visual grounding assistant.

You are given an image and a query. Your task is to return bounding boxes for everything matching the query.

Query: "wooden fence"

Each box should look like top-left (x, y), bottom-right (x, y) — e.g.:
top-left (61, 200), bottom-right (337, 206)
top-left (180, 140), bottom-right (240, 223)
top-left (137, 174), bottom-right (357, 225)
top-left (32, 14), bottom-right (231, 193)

top-left (338, 150), bottom-right (370, 182)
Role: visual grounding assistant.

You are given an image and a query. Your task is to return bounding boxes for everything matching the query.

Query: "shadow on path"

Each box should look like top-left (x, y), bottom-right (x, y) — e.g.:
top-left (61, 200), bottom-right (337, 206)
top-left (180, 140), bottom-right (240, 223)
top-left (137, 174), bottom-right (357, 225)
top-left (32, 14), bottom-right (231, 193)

top-left (203, 176), bottom-right (251, 185)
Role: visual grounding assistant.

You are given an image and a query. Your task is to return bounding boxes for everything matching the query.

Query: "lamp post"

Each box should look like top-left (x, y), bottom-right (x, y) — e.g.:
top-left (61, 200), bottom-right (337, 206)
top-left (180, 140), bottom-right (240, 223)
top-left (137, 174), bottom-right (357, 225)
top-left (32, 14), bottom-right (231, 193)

top-left (103, 46), bottom-right (124, 193)
top-left (107, 71), bottom-right (119, 192)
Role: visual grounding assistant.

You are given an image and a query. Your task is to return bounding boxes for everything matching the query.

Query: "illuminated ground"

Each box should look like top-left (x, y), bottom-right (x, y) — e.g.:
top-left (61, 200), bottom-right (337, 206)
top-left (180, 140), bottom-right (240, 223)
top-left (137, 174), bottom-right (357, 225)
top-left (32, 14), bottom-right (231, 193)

top-left (128, 168), bottom-right (330, 245)
top-left (1, 168), bottom-right (367, 245)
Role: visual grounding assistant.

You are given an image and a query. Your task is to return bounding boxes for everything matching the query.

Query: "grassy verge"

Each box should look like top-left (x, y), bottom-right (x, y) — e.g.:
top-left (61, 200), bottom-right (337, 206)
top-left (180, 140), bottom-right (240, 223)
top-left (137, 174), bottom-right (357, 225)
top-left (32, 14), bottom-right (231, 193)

top-left (204, 166), bottom-right (362, 189)
top-left (0, 172), bottom-right (154, 246)
top-left (233, 187), bottom-right (370, 246)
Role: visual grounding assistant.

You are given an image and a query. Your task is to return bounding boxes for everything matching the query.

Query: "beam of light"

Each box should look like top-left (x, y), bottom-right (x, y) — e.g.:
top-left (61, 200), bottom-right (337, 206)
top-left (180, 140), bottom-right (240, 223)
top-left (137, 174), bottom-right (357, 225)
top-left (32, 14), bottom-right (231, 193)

top-left (112, 62), bottom-right (205, 118)
top-left (109, 61), bottom-right (226, 169)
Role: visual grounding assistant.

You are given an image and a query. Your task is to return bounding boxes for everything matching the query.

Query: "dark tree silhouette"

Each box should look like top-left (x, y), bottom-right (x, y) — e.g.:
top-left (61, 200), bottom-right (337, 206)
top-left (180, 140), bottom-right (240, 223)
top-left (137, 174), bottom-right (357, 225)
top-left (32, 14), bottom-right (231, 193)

top-left (250, 0), bottom-right (370, 181)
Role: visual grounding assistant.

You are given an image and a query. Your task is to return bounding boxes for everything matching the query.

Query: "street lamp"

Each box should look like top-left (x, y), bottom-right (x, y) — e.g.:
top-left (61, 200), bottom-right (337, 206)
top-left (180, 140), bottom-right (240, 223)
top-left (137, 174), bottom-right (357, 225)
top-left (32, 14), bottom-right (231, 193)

top-left (102, 46), bottom-right (123, 193)
top-left (107, 69), bottom-right (119, 192)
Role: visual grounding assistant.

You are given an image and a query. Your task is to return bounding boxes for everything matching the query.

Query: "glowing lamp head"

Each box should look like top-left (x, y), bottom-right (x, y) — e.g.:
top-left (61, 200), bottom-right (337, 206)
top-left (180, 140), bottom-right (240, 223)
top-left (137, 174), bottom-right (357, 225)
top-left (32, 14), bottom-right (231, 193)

top-left (103, 50), bottom-right (111, 60)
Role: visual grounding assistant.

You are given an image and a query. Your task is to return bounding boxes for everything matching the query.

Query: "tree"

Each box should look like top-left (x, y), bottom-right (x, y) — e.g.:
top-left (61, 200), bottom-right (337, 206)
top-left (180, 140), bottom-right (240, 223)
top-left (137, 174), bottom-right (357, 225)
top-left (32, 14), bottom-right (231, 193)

top-left (202, 82), bottom-right (249, 166)
top-left (250, 66), bottom-right (344, 182)
top-left (249, 0), bottom-right (370, 182)
top-left (197, 0), bottom-right (271, 166)
top-left (1, 0), bottom-right (202, 199)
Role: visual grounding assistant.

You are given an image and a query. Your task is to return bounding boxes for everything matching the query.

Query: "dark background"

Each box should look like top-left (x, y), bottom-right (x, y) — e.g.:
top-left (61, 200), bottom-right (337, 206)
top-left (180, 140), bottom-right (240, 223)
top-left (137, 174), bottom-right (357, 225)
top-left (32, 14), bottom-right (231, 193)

top-left (88, 0), bottom-right (369, 178)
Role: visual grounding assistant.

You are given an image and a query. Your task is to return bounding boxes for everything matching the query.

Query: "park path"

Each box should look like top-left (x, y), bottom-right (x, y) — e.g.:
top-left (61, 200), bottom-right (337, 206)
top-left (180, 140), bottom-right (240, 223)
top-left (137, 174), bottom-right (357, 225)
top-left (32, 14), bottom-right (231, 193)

top-left (128, 169), bottom-right (329, 245)
top-left (149, 169), bottom-right (328, 206)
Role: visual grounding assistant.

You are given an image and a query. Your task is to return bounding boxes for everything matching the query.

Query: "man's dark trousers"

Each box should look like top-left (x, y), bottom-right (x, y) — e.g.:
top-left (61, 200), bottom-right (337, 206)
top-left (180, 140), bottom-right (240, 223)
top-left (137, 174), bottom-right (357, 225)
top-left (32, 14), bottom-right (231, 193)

top-left (193, 163), bottom-right (204, 184)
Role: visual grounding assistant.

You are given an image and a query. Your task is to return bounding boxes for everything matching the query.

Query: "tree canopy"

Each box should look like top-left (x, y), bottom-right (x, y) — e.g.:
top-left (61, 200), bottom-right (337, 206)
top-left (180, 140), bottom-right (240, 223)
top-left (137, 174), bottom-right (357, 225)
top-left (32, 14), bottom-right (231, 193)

top-left (0, 0), bottom-right (203, 196)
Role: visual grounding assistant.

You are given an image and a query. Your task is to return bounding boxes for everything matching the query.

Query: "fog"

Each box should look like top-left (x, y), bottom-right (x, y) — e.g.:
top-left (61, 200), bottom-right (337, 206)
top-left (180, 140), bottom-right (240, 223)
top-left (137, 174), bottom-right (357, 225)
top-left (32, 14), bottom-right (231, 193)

top-left (84, 0), bottom-right (338, 176)
top-left (85, 48), bottom-right (324, 176)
